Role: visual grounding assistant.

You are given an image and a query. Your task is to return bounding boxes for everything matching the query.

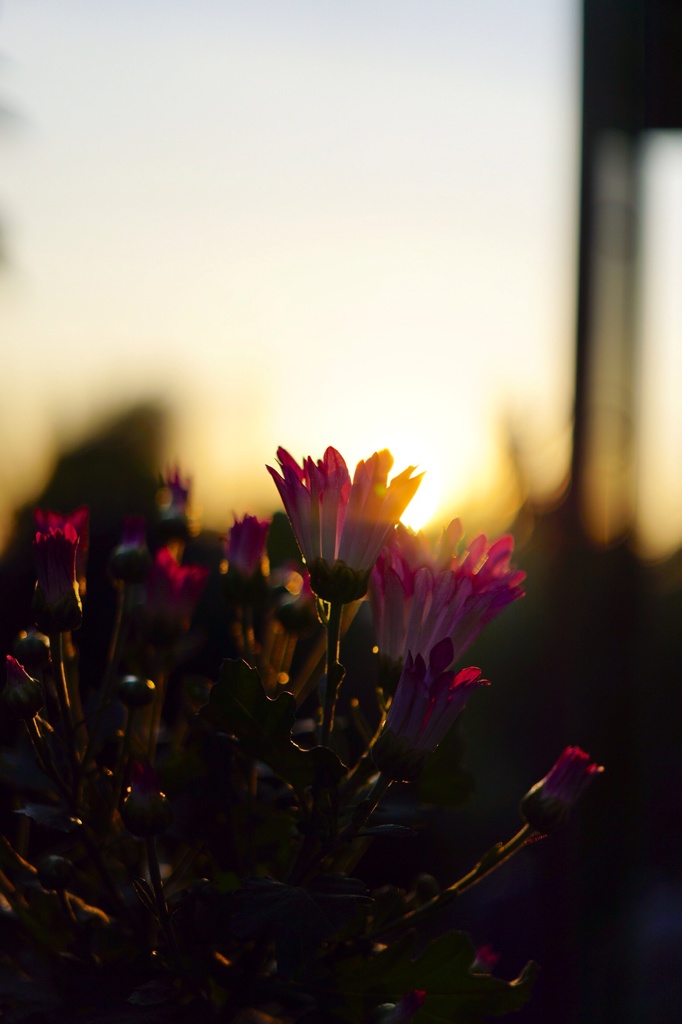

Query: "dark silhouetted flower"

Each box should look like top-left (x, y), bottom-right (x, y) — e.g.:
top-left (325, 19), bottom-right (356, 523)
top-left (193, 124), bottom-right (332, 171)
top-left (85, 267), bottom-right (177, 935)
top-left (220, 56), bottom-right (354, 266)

top-left (34, 506), bottom-right (89, 593)
top-left (32, 523), bottom-right (82, 633)
top-left (121, 761), bottom-right (172, 837)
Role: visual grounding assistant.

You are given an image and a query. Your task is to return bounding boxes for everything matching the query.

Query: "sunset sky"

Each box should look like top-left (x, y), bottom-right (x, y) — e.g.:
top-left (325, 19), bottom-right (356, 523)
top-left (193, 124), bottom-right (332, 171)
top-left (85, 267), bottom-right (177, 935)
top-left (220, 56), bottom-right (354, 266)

top-left (1, 1), bottom-right (678, 555)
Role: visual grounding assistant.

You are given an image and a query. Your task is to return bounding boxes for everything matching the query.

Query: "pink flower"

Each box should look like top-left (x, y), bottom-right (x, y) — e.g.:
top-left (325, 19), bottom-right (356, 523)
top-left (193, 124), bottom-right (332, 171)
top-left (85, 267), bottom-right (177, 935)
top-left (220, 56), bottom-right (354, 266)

top-left (225, 514), bottom-right (270, 579)
top-left (370, 521), bottom-right (525, 666)
top-left (34, 506), bottom-right (89, 586)
top-left (373, 637), bottom-right (488, 780)
top-left (521, 746), bottom-right (604, 833)
top-left (32, 523), bottom-right (82, 633)
top-left (143, 547), bottom-right (209, 643)
top-left (267, 446), bottom-right (422, 601)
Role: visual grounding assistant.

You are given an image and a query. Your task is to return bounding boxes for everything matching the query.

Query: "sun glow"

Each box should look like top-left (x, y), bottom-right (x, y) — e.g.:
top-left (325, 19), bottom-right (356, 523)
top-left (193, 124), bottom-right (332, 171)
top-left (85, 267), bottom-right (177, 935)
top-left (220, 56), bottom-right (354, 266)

top-left (399, 468), bottom-right (440, 533)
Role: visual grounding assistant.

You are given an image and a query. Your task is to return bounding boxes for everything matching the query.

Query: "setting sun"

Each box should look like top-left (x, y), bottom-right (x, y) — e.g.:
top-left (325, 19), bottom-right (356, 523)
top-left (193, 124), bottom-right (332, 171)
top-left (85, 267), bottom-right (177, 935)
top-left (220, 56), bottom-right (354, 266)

top-left (399, 466), bottom-right (440, 532)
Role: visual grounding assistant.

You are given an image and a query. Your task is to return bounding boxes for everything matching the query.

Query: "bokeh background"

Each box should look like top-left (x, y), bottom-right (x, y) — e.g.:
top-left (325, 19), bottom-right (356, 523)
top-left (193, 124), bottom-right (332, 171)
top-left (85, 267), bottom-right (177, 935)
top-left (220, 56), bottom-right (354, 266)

top-left (1, 2), bottom-right (682, 1022)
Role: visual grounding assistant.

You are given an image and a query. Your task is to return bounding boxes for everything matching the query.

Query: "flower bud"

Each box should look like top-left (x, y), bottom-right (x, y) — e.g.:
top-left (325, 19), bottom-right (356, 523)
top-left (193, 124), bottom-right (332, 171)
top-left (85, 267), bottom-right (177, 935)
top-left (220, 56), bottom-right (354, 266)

top-left (35, 507), bottom-right (89, 598)
top-left (157, 466), bottom-right (191, 544)
top-left (520, 746), bottom-right (604, 834)
top-left (109, 517), bottom-right (151, 584)
top-left (13, 628), bottom-right (50, 672)
top-left (121, 762), bottom-right (172, 837)
top-left (2, 656), bottom-right (44, 719)
top-left (32, 524), bottom-right (82, 633)
top-left (118, 675), bottom-right (156, 709)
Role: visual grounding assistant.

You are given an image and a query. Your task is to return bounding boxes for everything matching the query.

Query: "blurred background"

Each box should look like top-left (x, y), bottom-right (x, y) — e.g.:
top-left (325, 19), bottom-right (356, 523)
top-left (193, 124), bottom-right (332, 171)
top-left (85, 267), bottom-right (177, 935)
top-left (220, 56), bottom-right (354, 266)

top-left (1, 1), bottom-right (681, 1022)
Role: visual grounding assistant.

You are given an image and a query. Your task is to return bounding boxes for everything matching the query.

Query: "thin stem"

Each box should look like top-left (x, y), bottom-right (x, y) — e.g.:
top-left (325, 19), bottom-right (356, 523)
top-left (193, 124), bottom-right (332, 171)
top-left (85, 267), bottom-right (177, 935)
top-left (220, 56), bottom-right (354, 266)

top-left (241, 606), bottom-right (255, 666)
top-left (62, 631), bottom-right (87, 754)
top-left (321, 600), bottom-right (345, 745)
top-left (25, 718), bottom-right (73, 806)
top-left (325, 773), bottom-right (393, 874)
top-left (49, 632), bottom-right (79, 790)
top-left (48, 630), bottom-right (75, 753)
top-left (147, 665), bottom-right (169, 761)
top-left (111, 709), bottom-right (136, 816)
top-left (368, 824), bottom-right (538, 940)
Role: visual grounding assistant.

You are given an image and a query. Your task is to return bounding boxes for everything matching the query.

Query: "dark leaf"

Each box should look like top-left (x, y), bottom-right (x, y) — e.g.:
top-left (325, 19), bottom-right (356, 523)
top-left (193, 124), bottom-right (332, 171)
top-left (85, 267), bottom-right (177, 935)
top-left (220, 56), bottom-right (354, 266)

top-left (0, 962), bottom-right (61, 1024)
top-left (199, 659), bottom-right (346, 794)
top-left (128, 978), bottom-right (176, 1006)
top-left (231, 875), bottom-right (372, 977)
top-left (132, 876), bottom-right (158, 918)
top-left (417, 722), bottom-right (474, 809)
top-left (357, 824), bottom-right (417, 838)
top-left (14, 803), bottom-right (81, 832)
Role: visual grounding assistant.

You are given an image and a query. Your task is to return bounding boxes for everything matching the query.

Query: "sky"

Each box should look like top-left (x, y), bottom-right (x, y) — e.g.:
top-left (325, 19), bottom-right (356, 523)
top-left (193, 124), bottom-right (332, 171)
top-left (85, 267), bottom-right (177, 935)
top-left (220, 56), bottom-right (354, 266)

top-left (1, 0), bottom-right (585, 544)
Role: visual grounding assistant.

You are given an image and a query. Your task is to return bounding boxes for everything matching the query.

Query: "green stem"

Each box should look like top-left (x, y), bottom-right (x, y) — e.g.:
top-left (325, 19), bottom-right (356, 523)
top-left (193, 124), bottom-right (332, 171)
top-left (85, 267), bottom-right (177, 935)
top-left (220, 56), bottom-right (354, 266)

top-left (368, 824), bottom-right (537, 939)
top-left (326, 773), bottom-right (393, 874)
top-left (320, 601), bottom-right (345, 745)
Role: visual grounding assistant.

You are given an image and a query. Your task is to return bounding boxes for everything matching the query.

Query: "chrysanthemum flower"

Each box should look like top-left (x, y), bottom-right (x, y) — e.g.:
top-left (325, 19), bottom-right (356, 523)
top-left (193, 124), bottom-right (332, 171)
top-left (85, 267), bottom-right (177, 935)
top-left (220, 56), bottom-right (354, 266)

top-left (32, 523), bottom-right (82, 633)
top-left (521, 746), bottom-right (604, 833)
top-left (34, 506), bottom-right (89, 593)
top-left (267, 446), bottom-right (422, 602)
top-left (373, 637), bottom-right (487, 781)
top-left (370, 521), bottom-right (525, 667)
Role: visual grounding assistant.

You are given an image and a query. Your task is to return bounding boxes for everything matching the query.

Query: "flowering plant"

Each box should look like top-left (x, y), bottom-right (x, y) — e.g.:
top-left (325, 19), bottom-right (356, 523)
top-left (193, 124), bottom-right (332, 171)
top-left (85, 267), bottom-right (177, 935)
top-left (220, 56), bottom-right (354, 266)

top-left (0, 447), bottom-right (602, 1023)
